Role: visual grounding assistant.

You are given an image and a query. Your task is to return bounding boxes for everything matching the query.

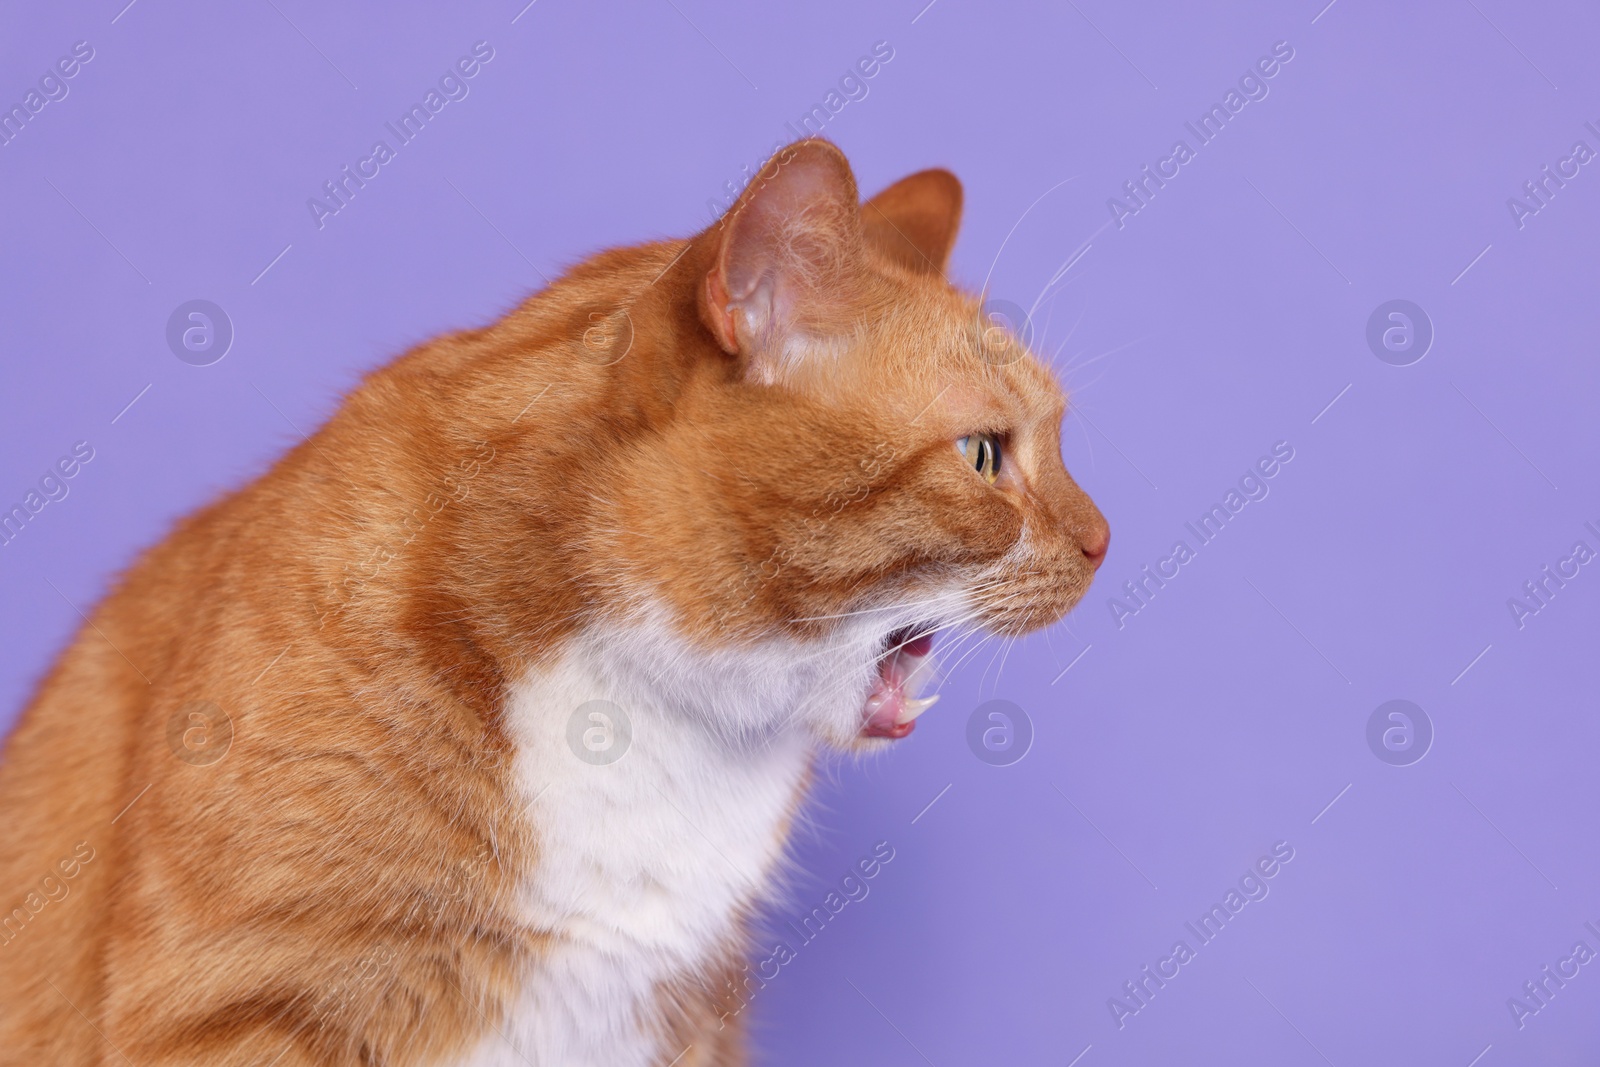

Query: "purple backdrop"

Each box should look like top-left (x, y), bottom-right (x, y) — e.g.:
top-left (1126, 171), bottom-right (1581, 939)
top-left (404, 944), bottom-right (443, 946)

top-left (3, 1), bottom-right (1598, 1063)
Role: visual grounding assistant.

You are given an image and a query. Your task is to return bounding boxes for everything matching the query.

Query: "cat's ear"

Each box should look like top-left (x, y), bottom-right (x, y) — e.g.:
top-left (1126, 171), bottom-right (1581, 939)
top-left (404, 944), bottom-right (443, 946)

top-left (699, 139), bottom-right (864, 380)
top-left (861, 168), bottom-right (963, 276)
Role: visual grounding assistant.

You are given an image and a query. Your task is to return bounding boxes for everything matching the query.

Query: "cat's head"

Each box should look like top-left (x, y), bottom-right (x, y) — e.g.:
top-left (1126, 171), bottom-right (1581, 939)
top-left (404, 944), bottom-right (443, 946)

top-left (580, 140), bottom-right (1107, 747)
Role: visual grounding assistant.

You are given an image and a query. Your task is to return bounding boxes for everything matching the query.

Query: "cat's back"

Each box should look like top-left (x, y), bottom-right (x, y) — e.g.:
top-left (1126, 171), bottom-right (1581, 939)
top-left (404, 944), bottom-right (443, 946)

top-left (0, 332), bottom-right (477, 1057)
top-left (0, 487), bottom-right (252, 1059)
top-left (0, 250), bottom-right (658, 1061)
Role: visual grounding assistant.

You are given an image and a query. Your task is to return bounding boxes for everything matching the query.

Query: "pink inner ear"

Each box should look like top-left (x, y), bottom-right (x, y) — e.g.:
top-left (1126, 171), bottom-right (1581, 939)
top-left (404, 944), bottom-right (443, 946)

top-left (713, 141), bottom-right (864, 373)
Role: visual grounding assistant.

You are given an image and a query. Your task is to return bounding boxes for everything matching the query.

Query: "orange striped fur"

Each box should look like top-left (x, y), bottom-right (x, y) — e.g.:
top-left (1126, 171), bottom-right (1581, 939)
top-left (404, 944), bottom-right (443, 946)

top-left (0, 140), bottom-right (1106, 1065)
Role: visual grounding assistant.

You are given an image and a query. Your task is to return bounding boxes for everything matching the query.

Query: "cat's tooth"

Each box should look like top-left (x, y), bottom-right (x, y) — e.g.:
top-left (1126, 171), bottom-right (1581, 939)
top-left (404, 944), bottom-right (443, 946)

top-left (897, 693), bottom-right (940, 725)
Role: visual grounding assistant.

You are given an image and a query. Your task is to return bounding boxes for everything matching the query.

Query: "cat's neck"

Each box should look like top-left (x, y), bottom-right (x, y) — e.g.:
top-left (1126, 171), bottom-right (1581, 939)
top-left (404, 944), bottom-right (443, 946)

top-left (489, 610), bottom-right (816, 1065)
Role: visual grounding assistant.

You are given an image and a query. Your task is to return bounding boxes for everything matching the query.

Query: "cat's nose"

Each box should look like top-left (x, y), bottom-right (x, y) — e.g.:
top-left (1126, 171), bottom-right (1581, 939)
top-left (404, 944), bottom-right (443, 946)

top-left (1079, 515), bottom-right (1110, 569)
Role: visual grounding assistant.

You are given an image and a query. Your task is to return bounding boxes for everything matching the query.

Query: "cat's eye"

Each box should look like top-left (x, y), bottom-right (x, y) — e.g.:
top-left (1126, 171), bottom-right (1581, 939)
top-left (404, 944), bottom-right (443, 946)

top-left (956, 433), bottom-right (1002, 484)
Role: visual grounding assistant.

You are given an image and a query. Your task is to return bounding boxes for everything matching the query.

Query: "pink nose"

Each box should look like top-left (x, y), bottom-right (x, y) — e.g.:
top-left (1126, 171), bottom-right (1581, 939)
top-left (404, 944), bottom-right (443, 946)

top-left (1080, 518), bottom-right (1110, 569)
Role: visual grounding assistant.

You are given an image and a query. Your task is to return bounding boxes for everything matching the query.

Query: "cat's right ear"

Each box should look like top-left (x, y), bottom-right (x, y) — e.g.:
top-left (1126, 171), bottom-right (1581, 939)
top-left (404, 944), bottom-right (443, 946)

top-left (861, 168), bottom-right (963, 276)
top-left (699, 139), bottom-right (864, 383)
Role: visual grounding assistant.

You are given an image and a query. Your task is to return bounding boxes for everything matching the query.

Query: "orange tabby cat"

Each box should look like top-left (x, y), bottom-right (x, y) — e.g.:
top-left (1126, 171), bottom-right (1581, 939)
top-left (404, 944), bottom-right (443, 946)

top-left (0, 139), bottom-right (1107, 1066)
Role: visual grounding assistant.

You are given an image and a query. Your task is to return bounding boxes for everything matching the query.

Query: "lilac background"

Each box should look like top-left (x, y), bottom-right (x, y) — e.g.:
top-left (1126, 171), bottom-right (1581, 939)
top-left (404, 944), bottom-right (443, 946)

top-left (3, 0), bottom-right (1598, 1063)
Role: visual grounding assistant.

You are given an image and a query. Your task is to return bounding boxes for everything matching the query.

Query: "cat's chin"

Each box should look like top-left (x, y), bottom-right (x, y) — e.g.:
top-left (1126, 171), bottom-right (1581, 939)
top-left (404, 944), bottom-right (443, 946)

top-left (858, 625), bottom-right (940, 741)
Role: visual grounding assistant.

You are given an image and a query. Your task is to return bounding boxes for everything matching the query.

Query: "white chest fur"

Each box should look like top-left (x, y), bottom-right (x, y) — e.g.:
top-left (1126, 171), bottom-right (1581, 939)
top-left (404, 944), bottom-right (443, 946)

top-left (455, 623), bottom-right (821, 1067)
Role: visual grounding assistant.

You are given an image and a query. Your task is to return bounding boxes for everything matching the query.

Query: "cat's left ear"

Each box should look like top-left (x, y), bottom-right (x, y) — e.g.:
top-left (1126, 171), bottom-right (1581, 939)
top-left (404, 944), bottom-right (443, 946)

top-left (699, 139), bottom-right (865, 381)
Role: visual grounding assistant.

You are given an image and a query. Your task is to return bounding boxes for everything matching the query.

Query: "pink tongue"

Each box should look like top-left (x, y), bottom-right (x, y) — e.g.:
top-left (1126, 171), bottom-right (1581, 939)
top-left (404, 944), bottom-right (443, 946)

top-left (862, 649), bottom-right (915, 740)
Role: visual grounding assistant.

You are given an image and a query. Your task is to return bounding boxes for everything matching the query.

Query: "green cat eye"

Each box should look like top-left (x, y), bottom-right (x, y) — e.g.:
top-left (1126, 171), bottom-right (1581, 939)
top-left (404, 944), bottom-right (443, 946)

top-left (956, 433), bottom-right (1001, 484)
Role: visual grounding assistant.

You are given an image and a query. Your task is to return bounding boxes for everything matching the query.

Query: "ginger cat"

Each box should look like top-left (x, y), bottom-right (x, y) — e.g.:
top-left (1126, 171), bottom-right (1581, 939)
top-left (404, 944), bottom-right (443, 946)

top-left (0, 139), bottom-right (1107, 1066)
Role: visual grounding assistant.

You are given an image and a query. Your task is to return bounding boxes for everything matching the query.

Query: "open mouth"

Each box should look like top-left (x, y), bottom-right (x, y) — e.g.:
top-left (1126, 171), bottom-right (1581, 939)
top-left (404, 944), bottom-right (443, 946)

top-left (860, 624), bottom-right (940, 740)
